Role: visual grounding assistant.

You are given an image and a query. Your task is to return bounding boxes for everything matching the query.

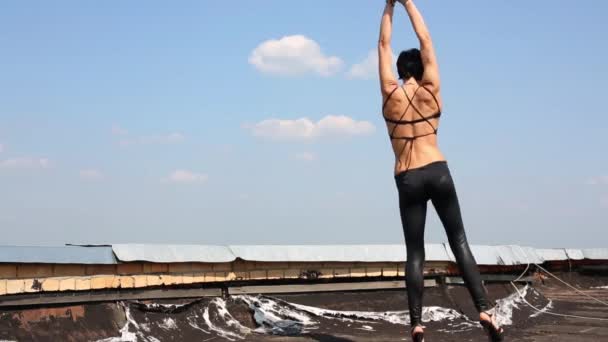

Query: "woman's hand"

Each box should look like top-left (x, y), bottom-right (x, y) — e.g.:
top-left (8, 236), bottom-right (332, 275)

top-left (397, 0), bottom-right (411, 6)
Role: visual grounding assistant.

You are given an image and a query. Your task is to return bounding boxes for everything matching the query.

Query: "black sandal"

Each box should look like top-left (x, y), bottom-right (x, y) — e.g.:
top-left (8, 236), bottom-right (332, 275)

top-left (480, 309), bottom-right (504, 342)
top-left (410, 325), bottom-right (425, 342)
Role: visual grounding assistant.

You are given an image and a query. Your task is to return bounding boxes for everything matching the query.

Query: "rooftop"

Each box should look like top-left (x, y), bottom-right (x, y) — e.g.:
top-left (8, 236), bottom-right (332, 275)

top-left (1, 243), bottom-right (606, 264)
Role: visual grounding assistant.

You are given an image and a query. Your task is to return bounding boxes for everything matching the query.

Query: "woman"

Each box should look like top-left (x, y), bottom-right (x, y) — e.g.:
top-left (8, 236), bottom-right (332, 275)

top-left (378, 0), bottom-right (504, 341)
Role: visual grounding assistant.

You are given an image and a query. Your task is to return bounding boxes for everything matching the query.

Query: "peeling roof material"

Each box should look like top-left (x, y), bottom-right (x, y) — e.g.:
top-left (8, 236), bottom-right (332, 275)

top-left (111, 244), bottom-right (235, 263)
top-left (228, 245), bottom-right (408, 262)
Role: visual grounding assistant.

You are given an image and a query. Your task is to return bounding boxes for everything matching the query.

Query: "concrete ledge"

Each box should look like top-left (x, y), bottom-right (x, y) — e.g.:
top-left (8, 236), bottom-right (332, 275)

top-left (228, 279), bottom-right (436, 295)
top-left (0, 287), bottom-right (222, 308)
top-left (445, 274), bottom-right (535, 284)
top-left (0, 258), bottom-right (541, 298)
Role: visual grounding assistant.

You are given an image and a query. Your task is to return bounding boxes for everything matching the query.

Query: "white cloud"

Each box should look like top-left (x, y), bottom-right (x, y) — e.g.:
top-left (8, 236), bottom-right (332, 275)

top-left (0, 157), bottom-right (50, 170)
top-left (586, 176), bottom-right (608, 185)
top-left (249, 118), bottom-right (315, 141)
top-left (238, 193), bottom-right (250, 201)
top-left (348, 50), bottom-right (379, 80)
top-left (111, 125), bottom-right (128, 136)
top-left (118, 132), bottom-right (185, 146)
top-left (165, 170), bottom-right (208, 184)
top-left (294, 152), bottom-right (317, 162)
top-left (0, 144), bottom-right (4, 153)
top-left (248, 115), bottom-right (375, 141)
top-left (316, 115), bottom-right (375, 137)
top-left (80, 169), bottom-right (104, 181)
top-left (112, 125), bottom-right (185, 146)
top-left (347, 49), bottom-right (399, 80)
top-left (249, 35), bottom-right (343, 76)
top-left (601, 196), bottom-right (608, 209)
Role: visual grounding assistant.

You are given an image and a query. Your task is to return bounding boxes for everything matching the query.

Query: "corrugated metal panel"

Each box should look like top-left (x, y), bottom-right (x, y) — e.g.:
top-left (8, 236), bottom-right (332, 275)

top-left (471, 245), bottom-right (503, 265)
top-left (582, 248), bottom-right (608, 260)
top-left (0, 244), bottom-right (602, 265)
top-left (0, 246), bottom-right (116, 264)
top-left (444, 245), bottom-right (542, 265)
top-left (495, 246), bottom-right (520, 265)
top-left (229, 245), bottom-right (408, 262)
top-left (112, 244), bottom-right (235, 263)
top-left (565, 249), bottom-right (585, 260)
top-left (512, 246), bottom-right (544, 265)
top-left (444, 245), bottom-right (502, 265)
top-left (231, 244), bottom-right (547, 264)
top-left (443, 243), bottom-right (456, 262)
top-left (536, 248), bottom-right (569, 261)
top-left (425, 244), bottom-right (452, 261)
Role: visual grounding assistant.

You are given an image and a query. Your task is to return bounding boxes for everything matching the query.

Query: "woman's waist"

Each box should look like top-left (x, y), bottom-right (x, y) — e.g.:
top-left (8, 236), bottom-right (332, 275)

top-left (391, 139), bottom-right (442, 157)
top-left (392, 147), bottom-right (446, 175)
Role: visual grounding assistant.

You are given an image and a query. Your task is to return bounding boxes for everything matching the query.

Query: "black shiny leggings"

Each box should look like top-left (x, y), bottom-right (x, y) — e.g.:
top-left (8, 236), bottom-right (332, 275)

top-left (395, 161), bottom-right (490, 327)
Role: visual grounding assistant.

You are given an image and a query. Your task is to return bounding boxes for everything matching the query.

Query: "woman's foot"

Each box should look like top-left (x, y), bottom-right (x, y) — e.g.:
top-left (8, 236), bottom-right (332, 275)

top-left (410, 325), bottom-right (425, 342)
top-left (479, 309), bottom-right (504, 341)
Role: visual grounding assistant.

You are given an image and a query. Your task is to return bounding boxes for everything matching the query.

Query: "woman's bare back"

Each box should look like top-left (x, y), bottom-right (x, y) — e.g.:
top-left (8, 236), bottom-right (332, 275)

top-left (382, 81), bottom-right (446, 174)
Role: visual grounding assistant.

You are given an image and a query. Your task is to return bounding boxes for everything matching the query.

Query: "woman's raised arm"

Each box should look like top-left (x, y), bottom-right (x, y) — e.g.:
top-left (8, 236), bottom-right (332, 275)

top-left (378, 0), bottom-right (399, 95)
top-left (400, 0), bottom-right (440, 89)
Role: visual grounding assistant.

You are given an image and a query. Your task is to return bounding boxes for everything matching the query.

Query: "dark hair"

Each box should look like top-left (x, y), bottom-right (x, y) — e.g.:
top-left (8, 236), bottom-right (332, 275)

top-left (397, 48), bottom-right (424, 81)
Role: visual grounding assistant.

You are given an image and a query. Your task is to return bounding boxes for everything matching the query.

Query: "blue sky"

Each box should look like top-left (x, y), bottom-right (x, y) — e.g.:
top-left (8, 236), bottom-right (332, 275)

top-left (0, 1), bottom-right (606, 248)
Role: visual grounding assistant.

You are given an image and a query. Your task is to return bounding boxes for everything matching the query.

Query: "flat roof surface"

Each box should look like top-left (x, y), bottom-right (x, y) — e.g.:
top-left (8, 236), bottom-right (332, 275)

top-left (1, 273), bottom-right (606, 341)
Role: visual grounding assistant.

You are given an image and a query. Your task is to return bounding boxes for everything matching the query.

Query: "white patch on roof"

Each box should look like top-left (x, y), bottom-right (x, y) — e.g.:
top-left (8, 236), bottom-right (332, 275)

top-left (158, 318), bottom-right (177, 330)
top-left (96, 304), bottom-right (140, 342)
top-left (530, 300), bottom-right (553, 318)
top-left (201, 298), bottom-right (250, 340)
top-left (494, 285), bottom-right (528, 326)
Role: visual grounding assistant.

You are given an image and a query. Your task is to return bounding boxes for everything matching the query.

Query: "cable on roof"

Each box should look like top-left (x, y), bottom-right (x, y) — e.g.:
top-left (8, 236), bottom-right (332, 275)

top-left (509, 283), bottom-right (608, 322)
top-left (506, 245), bottom-right (608, 322)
